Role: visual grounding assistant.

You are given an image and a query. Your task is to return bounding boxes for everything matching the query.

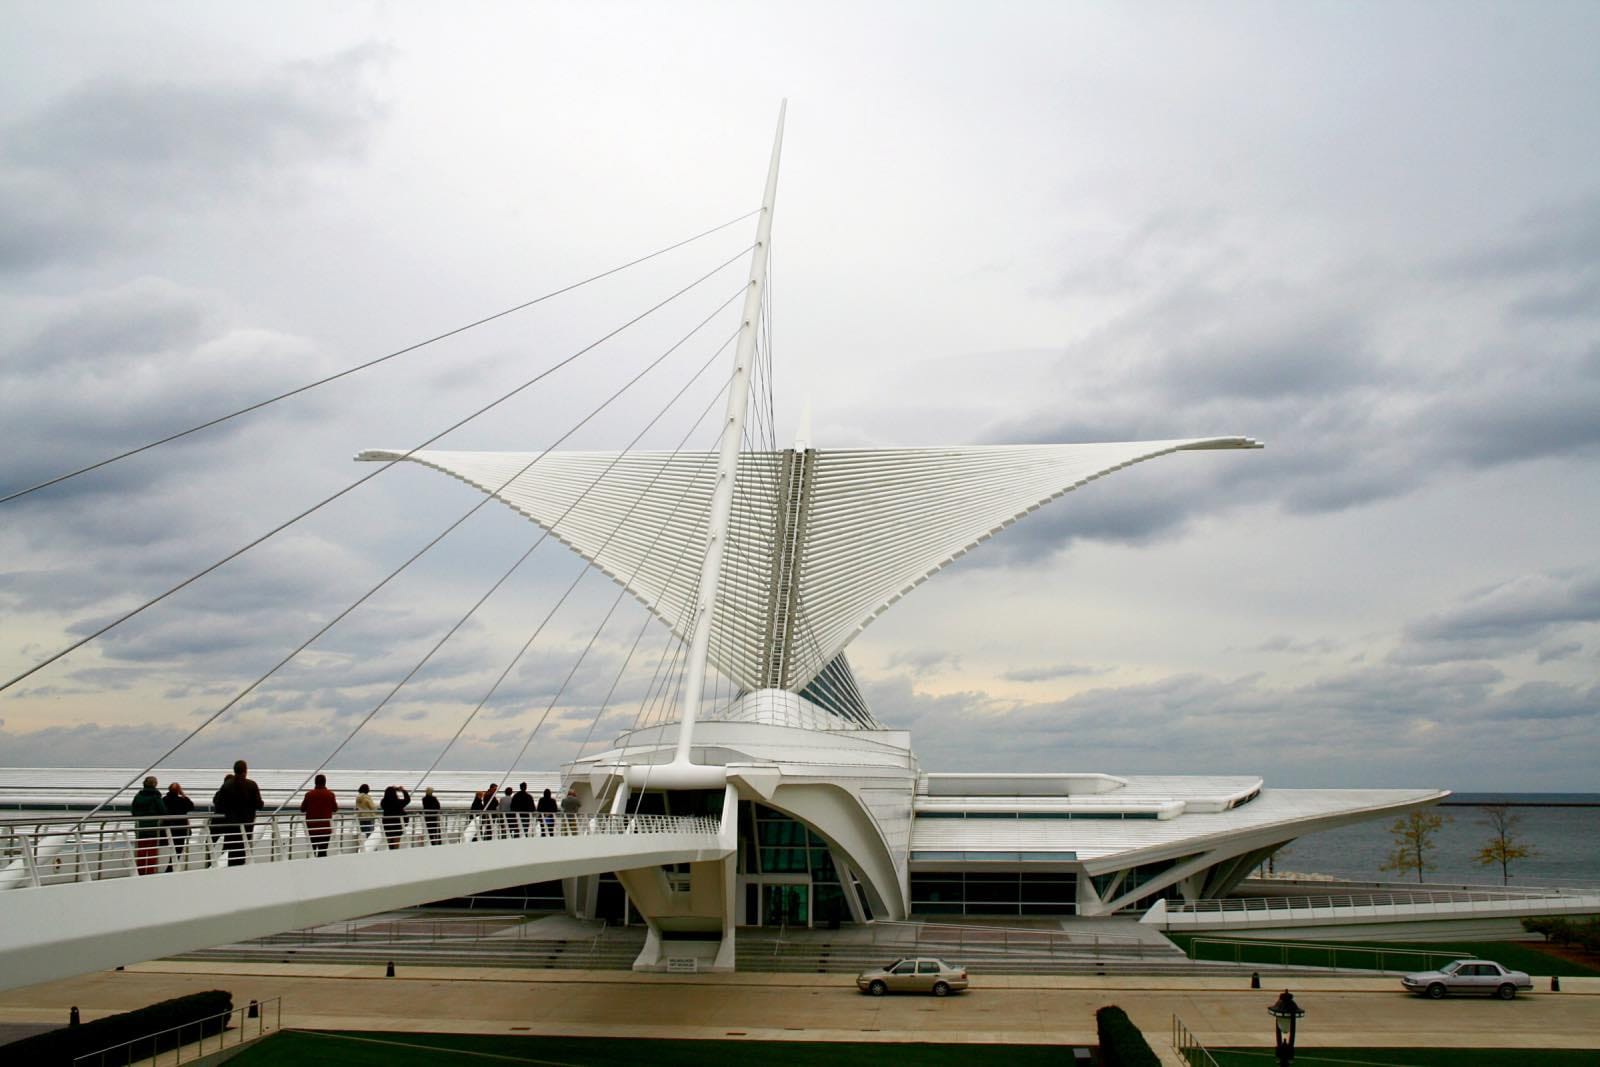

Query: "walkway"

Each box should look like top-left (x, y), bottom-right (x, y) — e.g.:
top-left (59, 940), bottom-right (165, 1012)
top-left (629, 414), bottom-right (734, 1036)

top-left (0, 809), bottom-right (731, 993)
top-left (0, 961), bottom-right (1595, 1058)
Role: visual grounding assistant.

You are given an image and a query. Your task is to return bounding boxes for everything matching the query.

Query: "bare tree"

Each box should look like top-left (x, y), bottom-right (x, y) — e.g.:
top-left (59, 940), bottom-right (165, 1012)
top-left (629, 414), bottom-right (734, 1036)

top-left (1475, 804), bottom-right (1535, 885)
top-left (1379, 809), bottom-right (1446, 883)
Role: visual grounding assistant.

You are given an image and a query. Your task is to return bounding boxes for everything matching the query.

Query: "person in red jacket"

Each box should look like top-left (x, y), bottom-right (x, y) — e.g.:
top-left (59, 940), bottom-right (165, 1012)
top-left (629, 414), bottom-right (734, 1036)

top-left (299, 774), bottom-right (339, 858)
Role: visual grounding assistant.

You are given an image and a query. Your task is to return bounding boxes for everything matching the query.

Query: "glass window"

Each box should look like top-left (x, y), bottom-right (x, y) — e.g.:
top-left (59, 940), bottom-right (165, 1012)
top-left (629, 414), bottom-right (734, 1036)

top-left (892, 961), bottom-right (916, 975)
top-left (917, 961), bottom-right (939, 975)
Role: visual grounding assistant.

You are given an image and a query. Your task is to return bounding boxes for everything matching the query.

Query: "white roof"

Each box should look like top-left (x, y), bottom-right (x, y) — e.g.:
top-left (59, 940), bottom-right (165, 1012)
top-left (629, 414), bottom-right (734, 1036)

top-left (910, 783), bottom-right (1446, 868)
top-left (359, 438), bottom-right (1261, 694)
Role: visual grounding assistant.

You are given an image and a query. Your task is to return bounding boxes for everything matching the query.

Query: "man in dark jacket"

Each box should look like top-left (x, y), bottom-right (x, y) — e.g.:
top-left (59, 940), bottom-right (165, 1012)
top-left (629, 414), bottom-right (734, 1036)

top-left (421, 787), bottom-right (442, 846)
top-left (163, 782), bottom-right (195, 872)
top-left (509, 783), bottom-right (536, 837)
top-left (130, 776), bottom-right (167, 876)
top-left (536, 787), bottom-right (560, 837)
top-left (216, 759), bottom-right (264, 867)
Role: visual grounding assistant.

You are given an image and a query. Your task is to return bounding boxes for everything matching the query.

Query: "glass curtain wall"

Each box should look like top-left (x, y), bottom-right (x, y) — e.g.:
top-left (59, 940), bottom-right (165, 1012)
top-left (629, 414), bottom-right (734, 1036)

top-left (739, 802), bottom-right (848, 927)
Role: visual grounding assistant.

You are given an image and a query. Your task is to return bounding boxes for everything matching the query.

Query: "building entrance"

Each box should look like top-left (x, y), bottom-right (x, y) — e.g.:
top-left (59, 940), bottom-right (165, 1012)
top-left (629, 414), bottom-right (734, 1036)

top-left (761, 883), bottom-right (808, 927)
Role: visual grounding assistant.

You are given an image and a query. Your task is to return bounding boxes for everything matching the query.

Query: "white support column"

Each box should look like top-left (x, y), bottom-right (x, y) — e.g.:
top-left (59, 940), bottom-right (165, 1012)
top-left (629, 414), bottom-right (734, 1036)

top-left (662, 101), bottom-right (787, 782)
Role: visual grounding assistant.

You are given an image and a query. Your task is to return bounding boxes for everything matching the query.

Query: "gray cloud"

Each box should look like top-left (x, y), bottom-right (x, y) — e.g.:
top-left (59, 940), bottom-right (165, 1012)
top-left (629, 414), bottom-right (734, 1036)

top-left (1392, 565), bottom-right (1600, 665)
top-left (0, 47), bottom-right (386, 273)
top-left (1001, 662), bottom-right (1109, 682)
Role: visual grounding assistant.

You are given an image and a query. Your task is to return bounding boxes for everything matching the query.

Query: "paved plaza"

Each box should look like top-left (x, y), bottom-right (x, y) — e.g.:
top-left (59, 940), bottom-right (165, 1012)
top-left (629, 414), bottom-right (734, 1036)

top-left (0, 961), bottom-right (1595, 1063)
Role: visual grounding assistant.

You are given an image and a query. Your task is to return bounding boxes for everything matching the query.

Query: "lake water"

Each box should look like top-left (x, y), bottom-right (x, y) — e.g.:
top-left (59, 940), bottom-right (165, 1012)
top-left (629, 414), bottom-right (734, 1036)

top-left (1285, 794), bottom-right (1600, 888)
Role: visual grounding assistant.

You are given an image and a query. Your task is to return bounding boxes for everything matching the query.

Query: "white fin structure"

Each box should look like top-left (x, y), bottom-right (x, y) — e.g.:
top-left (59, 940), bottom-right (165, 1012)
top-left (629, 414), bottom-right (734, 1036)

top-left (358, 437), bottom-right (1261, 695)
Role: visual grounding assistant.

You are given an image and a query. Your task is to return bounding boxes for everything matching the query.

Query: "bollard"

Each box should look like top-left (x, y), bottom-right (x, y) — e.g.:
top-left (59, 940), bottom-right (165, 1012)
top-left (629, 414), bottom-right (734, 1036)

top-left (386, 960), bottom-right (396, 978)
top-left (69, 1006), bottom-right (80, 1028)
top-left (247, 999), bottom-right (258, 1019)
top-left (1551, 976), bottom-right (1560, 992)
top-left (1251, 971), bottom-right (1261, 989)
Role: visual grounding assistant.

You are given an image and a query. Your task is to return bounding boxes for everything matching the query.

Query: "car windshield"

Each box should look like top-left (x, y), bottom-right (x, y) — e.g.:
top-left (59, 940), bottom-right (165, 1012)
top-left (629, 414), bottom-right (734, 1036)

top-left (882, 959), bottom-right (903, 971)
top-left (1441, 961), bottom-right (1465, 974)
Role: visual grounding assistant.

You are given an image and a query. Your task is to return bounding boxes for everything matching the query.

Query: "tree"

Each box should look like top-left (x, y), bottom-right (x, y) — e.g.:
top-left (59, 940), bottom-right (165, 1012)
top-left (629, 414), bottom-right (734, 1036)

top-left (1474, 804), bottom-right (1535, 885)
top-left (1378, 809), bottom-right (1445, 883)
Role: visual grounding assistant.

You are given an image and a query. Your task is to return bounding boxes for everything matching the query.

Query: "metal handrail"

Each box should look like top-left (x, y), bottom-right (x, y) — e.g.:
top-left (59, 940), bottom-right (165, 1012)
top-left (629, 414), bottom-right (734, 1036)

top-left (0, 809), bottom-right (720, 890)
top-left (72, 996), bottom-right (280, 1065)
top-left (1167, 885), bottom-right (1599, 913)
top-left (1188, 937), bottom-right (1476, 973)
top-left (1172, 1013), bottom-right (1220, 1067)
top-left (874, 918), bottom-right (1147, 948)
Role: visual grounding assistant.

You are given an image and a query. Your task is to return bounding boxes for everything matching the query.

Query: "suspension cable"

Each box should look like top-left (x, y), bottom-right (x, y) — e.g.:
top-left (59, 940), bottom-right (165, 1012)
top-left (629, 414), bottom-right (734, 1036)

top-left (75, 280), bottom-right (748, 821)
top-left (276, 316), bottom-right (742, 814)
top-left (458, 366), bottom-right (728, 791)
top-left (3, 246), bottom-right (753, 697)
top-left (0, 211), bottom-right (759, 507)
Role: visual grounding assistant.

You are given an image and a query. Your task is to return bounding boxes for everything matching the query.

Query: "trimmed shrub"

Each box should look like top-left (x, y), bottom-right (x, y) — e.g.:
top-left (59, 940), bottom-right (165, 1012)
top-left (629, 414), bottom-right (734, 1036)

top-left (0, 989), bottom-right (232, 1066)
top-left (1096, 1004), bottom-right (1162, 1067)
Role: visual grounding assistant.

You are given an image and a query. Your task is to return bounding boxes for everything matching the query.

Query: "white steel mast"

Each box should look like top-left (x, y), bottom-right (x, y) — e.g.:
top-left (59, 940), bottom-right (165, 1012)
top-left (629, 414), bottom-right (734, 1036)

top-left (655, 101), bottom-right (785, 784)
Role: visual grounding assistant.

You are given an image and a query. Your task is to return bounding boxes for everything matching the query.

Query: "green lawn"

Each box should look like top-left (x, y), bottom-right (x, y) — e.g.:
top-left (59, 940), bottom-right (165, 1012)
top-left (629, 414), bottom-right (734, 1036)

top-left (230, 1030), bottom-right (1074, 1065)
top-left (1207, 1049), bottom-right (1597, 1066)
top-left (1164, 934), bottom-right (1599, 978)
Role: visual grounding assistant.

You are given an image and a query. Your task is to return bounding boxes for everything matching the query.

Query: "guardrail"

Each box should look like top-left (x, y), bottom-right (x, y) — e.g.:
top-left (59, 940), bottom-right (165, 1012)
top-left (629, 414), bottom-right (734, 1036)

top-left (1172, 1014), bottom-right (1219, 1067)
top-left (1167, 886), bottom-right (1587, 914)
top-left (0, 809), bottom-right (721, 890)
top-left (71, 996), bottom-right (280, 1066)
top-left (868, 919), bottom-right (1171, 957)
top-left (1188, 937), bottom-right (1474, 973)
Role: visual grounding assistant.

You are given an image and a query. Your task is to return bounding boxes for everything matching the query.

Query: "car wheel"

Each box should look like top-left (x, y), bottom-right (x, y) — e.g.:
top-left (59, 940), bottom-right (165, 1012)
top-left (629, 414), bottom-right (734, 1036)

top-left (868, 980), bottom-right (887, 997)
top-left (932, 981), bottom-right (950, 997)
top-left (1497, 983), bottom-right (1516, 1000)
top-left (1426, 983), bottom-right (1446, 999)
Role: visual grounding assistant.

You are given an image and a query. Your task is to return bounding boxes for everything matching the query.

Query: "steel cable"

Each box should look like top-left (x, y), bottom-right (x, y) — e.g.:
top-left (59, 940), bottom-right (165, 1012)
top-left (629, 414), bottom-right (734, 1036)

top-left (0, 210), bottom-right (758, 506)
top-left (3, 245), bottom-right (753, 696)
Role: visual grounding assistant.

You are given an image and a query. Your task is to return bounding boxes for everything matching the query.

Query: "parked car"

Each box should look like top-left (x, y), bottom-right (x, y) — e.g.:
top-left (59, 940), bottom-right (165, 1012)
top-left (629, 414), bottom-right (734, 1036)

top-left (1401, 959), bottom-right (1532, 999)
top-left (856, 957), bottom-right (969, 996)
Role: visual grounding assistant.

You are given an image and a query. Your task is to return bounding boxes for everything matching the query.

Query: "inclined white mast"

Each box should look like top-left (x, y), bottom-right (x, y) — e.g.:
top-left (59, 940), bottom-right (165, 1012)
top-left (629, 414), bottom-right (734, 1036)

top-left (652, 101), bottom-right (785, 785)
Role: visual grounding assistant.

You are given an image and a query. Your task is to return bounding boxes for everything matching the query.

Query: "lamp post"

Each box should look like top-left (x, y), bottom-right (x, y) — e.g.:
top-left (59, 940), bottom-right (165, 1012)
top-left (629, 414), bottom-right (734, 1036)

top-left (1267, 990), bottom-right (1305, 1065)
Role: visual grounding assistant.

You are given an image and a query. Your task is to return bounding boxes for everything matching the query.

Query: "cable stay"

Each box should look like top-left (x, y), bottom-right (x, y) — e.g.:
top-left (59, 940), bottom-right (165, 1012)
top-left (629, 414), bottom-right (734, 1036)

top-left (2, 246), bottom-right (753, 698)
top-left (0, 210), bottom-right (758, 507)
top-left (74, 280), bottom-right (749, 822)
top-left (280, 318), bottom-right (740, 814)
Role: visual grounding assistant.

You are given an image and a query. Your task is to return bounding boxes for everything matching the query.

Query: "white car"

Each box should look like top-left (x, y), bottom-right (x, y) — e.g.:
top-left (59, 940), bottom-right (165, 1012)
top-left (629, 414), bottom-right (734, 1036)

top-left (1401, 959), bottom-right (1532, 1000)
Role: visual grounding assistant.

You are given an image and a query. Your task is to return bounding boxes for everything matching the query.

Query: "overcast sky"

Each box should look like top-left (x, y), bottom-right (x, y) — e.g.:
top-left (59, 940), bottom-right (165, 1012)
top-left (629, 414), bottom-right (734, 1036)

top-left (1, 2), bottom-right (1596, 791)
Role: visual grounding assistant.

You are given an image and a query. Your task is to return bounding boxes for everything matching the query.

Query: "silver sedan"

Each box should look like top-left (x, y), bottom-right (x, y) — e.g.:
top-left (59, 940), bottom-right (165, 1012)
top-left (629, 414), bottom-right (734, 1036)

top-left (856, 957), bottom-right (969, 996)
top-left (1401, 959), bottom-right (1532, 999)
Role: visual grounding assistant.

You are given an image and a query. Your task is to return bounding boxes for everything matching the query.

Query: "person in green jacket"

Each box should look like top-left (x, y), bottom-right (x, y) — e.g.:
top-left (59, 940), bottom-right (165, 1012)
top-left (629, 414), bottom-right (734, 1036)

top-left (130, 776), bottom-right (168, 876)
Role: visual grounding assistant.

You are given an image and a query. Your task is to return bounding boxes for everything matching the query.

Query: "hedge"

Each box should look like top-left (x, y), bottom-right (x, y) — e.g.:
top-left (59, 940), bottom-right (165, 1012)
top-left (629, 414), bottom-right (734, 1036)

top-left (0, 989), bottom-right (233, 1066)
top-left (1522, 916), bottom-right (1600, 951)
top-left (1096, 1004), bottom-right (1162, 1067)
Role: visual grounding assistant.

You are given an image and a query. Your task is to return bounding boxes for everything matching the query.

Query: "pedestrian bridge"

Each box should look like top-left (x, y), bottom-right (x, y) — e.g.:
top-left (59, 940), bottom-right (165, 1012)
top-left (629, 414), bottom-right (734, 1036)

top-left (0, 802), bottom-right (734, 993)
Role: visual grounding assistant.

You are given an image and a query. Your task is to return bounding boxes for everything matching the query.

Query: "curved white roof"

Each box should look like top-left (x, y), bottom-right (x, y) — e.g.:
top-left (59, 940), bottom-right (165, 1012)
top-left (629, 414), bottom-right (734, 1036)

top-left (359, 438), bottom-right (1261, 693)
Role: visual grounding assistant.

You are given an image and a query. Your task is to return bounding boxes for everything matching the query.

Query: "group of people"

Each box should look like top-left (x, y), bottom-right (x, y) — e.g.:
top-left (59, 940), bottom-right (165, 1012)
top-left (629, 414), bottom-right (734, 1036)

top-left (469, 782), bottom-right (582, 838)
top-left (127, 763), bottom-right (586, 873)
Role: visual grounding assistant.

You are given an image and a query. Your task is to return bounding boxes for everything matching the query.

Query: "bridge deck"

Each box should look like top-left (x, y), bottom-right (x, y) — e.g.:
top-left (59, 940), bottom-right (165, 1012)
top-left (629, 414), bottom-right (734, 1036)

top-left (0, 810), bottom-right (731, 992)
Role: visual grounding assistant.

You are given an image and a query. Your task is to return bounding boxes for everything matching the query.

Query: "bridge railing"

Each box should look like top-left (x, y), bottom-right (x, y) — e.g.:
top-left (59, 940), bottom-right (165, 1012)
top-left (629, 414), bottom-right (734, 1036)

top-left (1164, 884), bottom-right (1591, 914)
top-left (0, 809), bottom-right (720, 890)
top-left (866, 919), bottom-right (1171, 958)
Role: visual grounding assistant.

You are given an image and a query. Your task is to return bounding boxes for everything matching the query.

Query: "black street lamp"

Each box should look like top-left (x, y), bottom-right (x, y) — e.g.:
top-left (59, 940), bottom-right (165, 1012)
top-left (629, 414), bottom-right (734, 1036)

top-left (1267, 990), bottom-right (1305, 1065)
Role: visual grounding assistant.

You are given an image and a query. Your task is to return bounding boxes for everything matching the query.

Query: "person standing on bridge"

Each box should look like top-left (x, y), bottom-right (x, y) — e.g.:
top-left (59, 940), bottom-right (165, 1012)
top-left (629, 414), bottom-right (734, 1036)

top-left (228, 760), bottom-right (264, 866)
top-left (537, 787), bottom-right (559, 837)
top-left (380, 785), bottom-right (411, 850)
top-left (422, 787), bottom-right (442, 846)
top-left (212, 762), bottom-right (262, 867)
top-left (510, 783), bottom-right (535, 837)
top-left (300, 774), bottom-right (339, 858)
top-left (163, 782), bottom-right (194, 872)
top-left (560, 787), bottom-right (582, 835)
top-left (130, 776), bottom-right (167, 876)
top-left (480, 783), bottom-right (500, 841)
top-left (355, 783), bottom-right (377, 843)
